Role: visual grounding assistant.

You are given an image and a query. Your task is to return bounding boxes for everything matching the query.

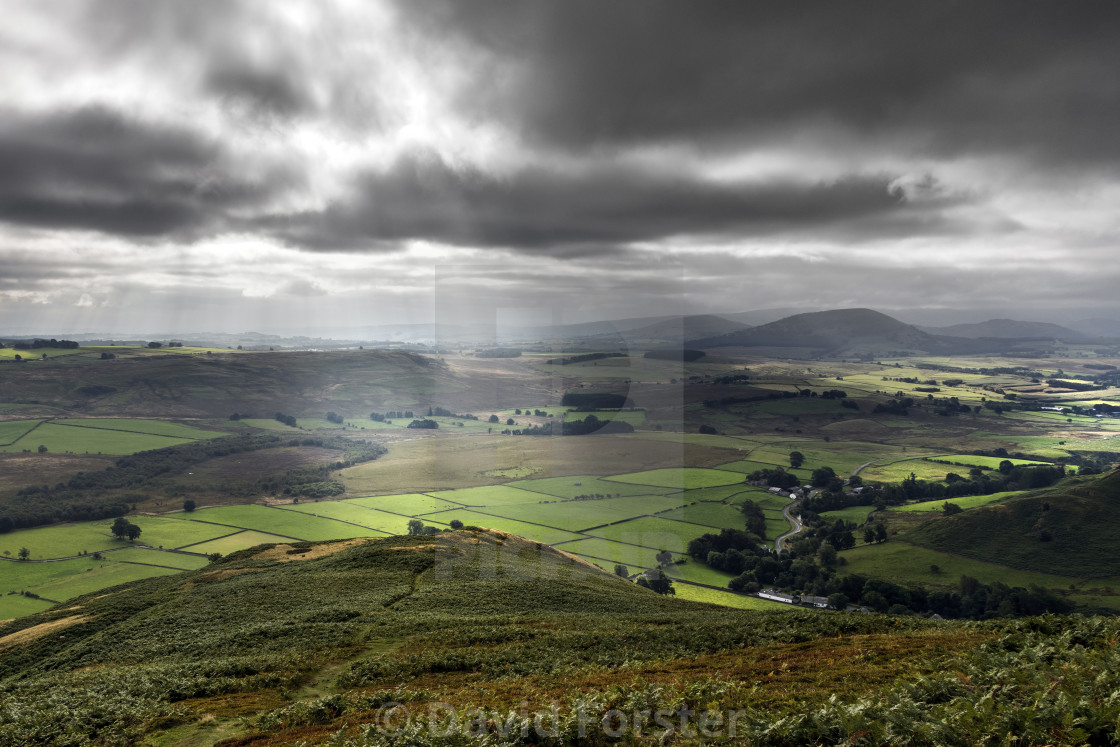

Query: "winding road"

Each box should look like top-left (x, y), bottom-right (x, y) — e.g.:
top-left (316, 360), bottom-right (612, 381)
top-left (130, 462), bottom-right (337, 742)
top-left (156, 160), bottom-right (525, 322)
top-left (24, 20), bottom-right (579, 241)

top-left (774, 500), bottom-right (803, 553)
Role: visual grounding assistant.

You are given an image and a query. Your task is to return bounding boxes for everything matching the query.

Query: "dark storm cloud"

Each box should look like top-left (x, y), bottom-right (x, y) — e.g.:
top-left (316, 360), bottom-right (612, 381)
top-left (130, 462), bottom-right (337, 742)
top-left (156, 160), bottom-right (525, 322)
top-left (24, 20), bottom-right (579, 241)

top-left (0, 106), bottom-right (280, 237)
top-left (396, 0), bottom-right (1120, 165)
top-left (266, 154), bottom-right (947, 252)
top-left (205, 59), bottom-right (313, 118)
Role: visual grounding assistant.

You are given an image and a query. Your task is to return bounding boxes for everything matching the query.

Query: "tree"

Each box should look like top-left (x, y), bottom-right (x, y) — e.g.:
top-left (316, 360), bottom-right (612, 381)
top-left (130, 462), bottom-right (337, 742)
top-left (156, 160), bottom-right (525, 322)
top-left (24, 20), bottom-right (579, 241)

top-left (614, 564), bottom-right (629, 577)
top-left (874, 523), bottom-right (888, 543)
top-left (864, 527), bottom-right (876, 544)
top-left (818, 542), bottom-right (837, 567)
top-left (506, 418), bottom-right (515, 426)
top-left (183, 499), bottom-right (196, 512)
top-left (789, 451), bottom-right (805, 468)
top-left (827, 592), bottom-right (849, 610)
top-left (655, 549), bottom-right (673, 566)
top-left (126, 523), bottom-right (142, 541)
top-left (636, 569), bottom-right (675, 595)
top-left (488, 414), bottom-right (499, 423)
top-left (407, 519), bottom-right (425, 535)
top-left (810, 466), bottom-right (837, 488)
top-left (998, 459), bottom-right (1014, 474)
top-left (37, 444), bottom-right (47, 453)
top-left (942, 502), bottom-right (963, 515)
top-left (18, 547), bottom-right (30, 561)
top-left (111, 517), bottom-right (129, 539)
top-left (449, 519), bottom-right (464, 529)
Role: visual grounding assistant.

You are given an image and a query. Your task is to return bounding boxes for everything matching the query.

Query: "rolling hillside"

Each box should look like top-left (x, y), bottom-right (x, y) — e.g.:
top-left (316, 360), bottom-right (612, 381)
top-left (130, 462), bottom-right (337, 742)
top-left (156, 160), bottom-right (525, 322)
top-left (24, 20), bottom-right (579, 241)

top-left (689, 307), bottom-right (990, 355)
top-left (919, 318), bottom-right (1081, 339)
top-left (907, 469), bottom-right (1120, 578)
top-left (1, 530), bottom-right (1118, 745)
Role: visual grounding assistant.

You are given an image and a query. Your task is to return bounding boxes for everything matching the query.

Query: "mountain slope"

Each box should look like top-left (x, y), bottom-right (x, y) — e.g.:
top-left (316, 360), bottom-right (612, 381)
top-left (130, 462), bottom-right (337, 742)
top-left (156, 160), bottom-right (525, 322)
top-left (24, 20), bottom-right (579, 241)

top-left (0, 530), bottom-right (1117, 745)
top-left (907, 469), bottom-right (1120, 578)
top-left (690, 307), bottom-right (978, 355)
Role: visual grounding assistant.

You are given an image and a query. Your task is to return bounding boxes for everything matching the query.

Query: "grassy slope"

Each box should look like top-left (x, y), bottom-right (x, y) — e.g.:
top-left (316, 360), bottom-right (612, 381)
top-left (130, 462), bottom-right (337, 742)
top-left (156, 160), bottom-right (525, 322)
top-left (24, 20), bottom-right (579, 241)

top-left (905, 470), bottom-right (1120, 578)
top-left (0, 532), bottom-right (1115, 746)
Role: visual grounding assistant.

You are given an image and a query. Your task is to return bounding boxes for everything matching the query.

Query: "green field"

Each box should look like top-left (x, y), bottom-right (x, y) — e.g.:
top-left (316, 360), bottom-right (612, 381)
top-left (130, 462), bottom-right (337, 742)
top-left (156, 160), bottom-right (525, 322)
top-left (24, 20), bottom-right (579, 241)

top-left (820, 506), bottom-right (878, 525)
top-left (110, 547), bottom-right (212, 569)
top-left (0, 522), bottom-right (139, 560)
top-left (680, 484), bottom-right (769, 503)
top-left (128, 516), bottom-right (236, 549)
top-left (347, 493), bottom-right (464, 514)
top-left (181, 530), bottom-right (301, 555)
top-left (183, 505), bottom-right (375, 541)
top-left (483, 494), bottom-right (688, 532)
top-left (0, 593), bottom-right (55, 620)
top-left (22, 561), bottom-right (182, 602)
top-left (672, 582), bottom-right (790, 611)
top-left (507, 475), bottom-right (677, 499)
top-left (562, 538), bottom-right (668, 569)
top-left (52, 418), bottom-right (227, 439)
top-left (283, 501), bottom-right (397, 533)
top-left (660, 501), bottom-right (750, 530)
top-left (0, 419), bottom-right (44, 445)
top-left (409, 510), bottom-right (577, 545)
top-left (663, 560), bottom-right (736, 586)
top-left (428, 484), bottom-right (550, 507)
top-left (587, 516), bottom-right (712, 553)
top-left (890, 491), bottom-right (1023, 513)
top-left (604, 467), bottom-right (744, 489)
top-left (0, 421), bottom-right (211, 455)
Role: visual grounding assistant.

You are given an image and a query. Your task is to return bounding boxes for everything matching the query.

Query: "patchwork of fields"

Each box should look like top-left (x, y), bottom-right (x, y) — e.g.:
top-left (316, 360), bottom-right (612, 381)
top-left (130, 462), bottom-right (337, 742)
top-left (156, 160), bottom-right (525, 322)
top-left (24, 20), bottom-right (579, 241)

top-left (0, 463), bottom-right (794, 618)
top-left (0, 417), bottom-right (227, 455)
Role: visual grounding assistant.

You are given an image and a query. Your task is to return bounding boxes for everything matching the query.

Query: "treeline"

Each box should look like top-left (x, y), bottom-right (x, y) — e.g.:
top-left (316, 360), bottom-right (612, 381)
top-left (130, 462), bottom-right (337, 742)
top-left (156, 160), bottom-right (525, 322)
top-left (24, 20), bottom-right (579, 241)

top-left (515, 414), bottom-right (634, 436)
top-left (5, 338), bottom-right (80, 349)
top-left (643, 349), bottom-right (705, 361)
top-left (427, 406), bottom-right (477, 420)
top-left (370, 410), bottom-right (414, 422)
top-left (0, 435), bottom-right (385, 532)
top-left (546, 353), bottom-right (626, 365)
top-left (475, 348), bottom-right (521, 358)
top-left (560, 392), bottom-right (634, 409)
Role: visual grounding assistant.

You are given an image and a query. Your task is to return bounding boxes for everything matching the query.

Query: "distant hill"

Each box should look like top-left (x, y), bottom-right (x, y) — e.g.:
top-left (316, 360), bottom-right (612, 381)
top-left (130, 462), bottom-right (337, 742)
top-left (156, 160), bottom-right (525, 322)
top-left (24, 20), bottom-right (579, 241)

top-left (907, 469), bottom-right (1120, 578)
top-left (1068, 318), bottom-right (1120, 338)
top-left (689, 307), bottom-right (994, 356)
top-left (919, 318), bottom-right (1081, 339)
top-left (592, 314), bottom-right (750, 345)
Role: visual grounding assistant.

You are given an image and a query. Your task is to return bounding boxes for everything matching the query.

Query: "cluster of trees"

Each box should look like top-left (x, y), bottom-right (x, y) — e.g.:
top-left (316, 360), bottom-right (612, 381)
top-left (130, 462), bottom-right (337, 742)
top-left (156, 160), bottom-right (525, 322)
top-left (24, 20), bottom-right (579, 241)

top-left (872, 398), bottom-right (914, 415)
top-left (110, 517), bottom-right (141, 541)
top-left (406, 419), bottom-right (439, 429)
top-left (370, 410), bottom-right (413, 422)
top-left (427, 407), bottom-right (477, 420)
top-left (1047, 378), bottom-right (1100, 392)
top-left (273, 412), bottom-right (297, 427)
top-left (560, 392), bottom-right (633, 409)
top-left (325, 412), bottom-right (344, 424)
top-left (7, 338), bottom-right (79, 349)
top-left (516, 414), bottom-right (634, 436)
top-left (546, 353), bottom-right (626, 366)
top-left (643, 349), bottom-right (705, 362)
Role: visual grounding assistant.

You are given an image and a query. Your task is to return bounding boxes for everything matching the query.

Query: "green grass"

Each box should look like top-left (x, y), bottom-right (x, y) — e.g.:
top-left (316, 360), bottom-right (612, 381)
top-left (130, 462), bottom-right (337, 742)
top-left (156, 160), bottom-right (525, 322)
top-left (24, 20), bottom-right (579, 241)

top-left (0, 420), bottom-right (44, 445)
top-left (660, 502), bottom-right (750, 530)
top-left (348, 493), bottom-right (464, 514)
top-left (766, 516), bottom-right (793, 541)
top-left (563, 538), bottom-right (668, 569)
top-left (109, 547), bottom-right (212, 570)
top-left (671, 582), bottom-right (791, 610)
top-left (0, 523), bottom-right (137, 560)
top-left (718, 459), bottom-right (796, 474)
top-left (408, 510), bottom-right (577, 545)
top-left (183, 506), bottom-right (374, 541)
top-left (562, 409), bottom-right (646, 427)
top-left (128, 516), bottom-right (235, 549)
top-left (506, 475), bottom-right (677, 499)
top-left (51, 418), bottom-right (227, 439)
top-left (22, 561), bottom-right (182, 601)
top-left (681, 484), bottom-right (770, 503)
top-left (0, 557), bottom-right (111, 596)
top-left (662, 560), bottom-right (736, 586)
top-left (181, 530), bottom-right (301, 555)
top-left (0, 593), bottom-right (55, 619)
top-left (427, 485), bottom-right (550, 507)
top-left (282, 501), bottom-right (399, 532)
top-left (840, 540), bottom-right (1097, 594)
top-left (238, 418), bottom-right (301, 432)
top-left (891, 491), bottom-right (1024, 513)
top-left (0, 422), bottom-right (198, 455)
top-left (820, 506), bottom-right (878, 525)
top-left (604, 467), bottom-right (744, 489)
top-left (587, 516), bottom-right (713, 554)
top-left (479, 494), bottom-right (688, 532)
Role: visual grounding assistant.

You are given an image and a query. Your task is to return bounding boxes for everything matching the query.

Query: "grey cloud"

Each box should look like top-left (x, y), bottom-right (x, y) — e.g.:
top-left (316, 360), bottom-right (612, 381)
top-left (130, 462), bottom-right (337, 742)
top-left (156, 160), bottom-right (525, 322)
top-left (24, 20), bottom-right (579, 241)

top-left (266, 154), bottom-right (943, 252)
top-left (395, 1), bottom-right (1120, 166)
top-left (0, 106), bottom-right (280, 237)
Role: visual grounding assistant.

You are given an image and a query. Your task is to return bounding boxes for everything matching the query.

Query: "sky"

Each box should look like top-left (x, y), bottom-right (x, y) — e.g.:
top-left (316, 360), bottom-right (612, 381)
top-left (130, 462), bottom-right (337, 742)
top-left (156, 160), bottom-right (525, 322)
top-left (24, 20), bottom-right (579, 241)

top-left (2, 1), bottom-right (1119, 335)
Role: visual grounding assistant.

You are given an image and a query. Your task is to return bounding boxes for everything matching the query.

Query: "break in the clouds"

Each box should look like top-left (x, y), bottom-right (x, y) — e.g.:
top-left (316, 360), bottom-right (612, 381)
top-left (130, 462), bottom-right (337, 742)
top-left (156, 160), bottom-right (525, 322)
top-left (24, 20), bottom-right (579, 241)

top-left (1, 0), bottom-right (1119, 334)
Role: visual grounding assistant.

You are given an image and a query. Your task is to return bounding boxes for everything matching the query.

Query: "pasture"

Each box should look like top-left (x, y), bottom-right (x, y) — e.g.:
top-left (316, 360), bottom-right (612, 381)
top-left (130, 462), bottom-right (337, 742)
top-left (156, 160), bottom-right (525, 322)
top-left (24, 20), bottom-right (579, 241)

top-left (660, 501), bottom-right (752, 530)
top-left (0, 418), bottom-right (224, 455)
top-left (587, 516), bottom-right (713, 552)
top-left (0, 420), bottom-right (43, 445)
top-left (183, 505), bottom-right (374, 541)
top-left (672, 582), bottom-right (789, 611)
top-left (820, 506), bottom-right (878, 525)
top-left (407, 510), bottom-right (577, 545)
top-left (181, 530), bottom-right (301, 555)
top-left (348, 493), bottom-right (464, 514)
top-left (890, 490), bottom-right (1025, 513)
top-left (604, 467), bottom-right (744, 489)
top-left (508, 474), bottom-right (677, 499)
